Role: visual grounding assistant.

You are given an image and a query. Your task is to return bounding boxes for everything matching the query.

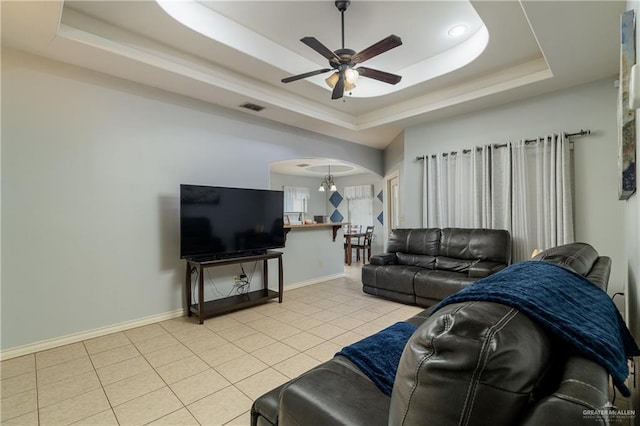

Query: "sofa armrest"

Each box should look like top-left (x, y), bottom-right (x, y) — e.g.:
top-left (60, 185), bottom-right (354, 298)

top-left (521, 356), bottom-right (610, 425)
top-left (369, 253), bottom-right (397, 266)
top-left (468, 261), bottom-right (507, 278)
top-left (586, 256), bottom-right (611, 291)
top-left (279, 358), bottom-right (389, 426)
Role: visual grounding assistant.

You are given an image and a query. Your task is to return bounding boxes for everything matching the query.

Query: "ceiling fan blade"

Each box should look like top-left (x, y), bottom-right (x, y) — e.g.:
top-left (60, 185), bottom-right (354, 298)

top-left (356, 67), bottom-right (402, 85)
top-left (301, 37), bottom-right (340, 62)
top-left (352, 35), bottom-right (402, 64)
top-left (281, 68), bottom-right (332, 83)
top-left (331, 71), bottom-right (345, 100)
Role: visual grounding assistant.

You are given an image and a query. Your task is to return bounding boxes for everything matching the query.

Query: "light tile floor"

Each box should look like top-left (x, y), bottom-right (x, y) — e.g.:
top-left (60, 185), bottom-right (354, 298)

top-left (0, 265), bottom-right (424, 425)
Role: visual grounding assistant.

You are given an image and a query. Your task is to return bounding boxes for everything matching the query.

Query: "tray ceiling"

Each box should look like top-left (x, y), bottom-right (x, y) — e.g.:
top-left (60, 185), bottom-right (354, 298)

top-left (1, 1), bottom-right (626, 149)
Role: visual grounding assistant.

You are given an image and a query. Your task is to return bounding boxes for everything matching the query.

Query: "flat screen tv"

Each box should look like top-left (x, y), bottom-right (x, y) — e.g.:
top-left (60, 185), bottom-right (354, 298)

top-left (180, 184), bottom-right (285, 260)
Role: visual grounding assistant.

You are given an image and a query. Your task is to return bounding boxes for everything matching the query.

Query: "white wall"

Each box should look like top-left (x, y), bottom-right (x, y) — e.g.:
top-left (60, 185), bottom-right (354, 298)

top-left (401, 78), bottom-right (626, 299)
top-left (0, 49), bottom-right (384, 351)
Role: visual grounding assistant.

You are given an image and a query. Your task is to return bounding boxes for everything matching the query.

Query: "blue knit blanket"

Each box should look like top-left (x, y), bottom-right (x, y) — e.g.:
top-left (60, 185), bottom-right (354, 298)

top-left (336, 321), bottom-right (417, 396)
top-left (434, 261), bottom-right (640, 397)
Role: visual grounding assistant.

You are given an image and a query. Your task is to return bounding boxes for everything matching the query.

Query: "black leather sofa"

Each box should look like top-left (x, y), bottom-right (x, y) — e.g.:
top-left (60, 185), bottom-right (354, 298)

top-left (362, 228), bottom-right (511, 306)
top-left (251, 242), bottom-right (619, 426)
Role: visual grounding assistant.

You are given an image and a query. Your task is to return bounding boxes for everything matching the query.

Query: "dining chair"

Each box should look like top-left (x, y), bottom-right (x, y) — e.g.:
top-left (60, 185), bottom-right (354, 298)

top-left (344, 224), bottom-right (362, 263)
top-left (353, 225), bottom-right (374, 263)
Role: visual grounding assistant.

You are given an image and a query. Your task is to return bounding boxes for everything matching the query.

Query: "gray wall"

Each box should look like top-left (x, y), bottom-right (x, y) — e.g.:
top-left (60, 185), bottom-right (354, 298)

top-left (1, 49), bottom-right (383, 351)
top-left (384, 131), bottom-right (405, 178)
top-left (401, 78), bottom-right (626, 299)
top-left (626, 0), bottom-right (640, 412)
top-left (627, 0), bottom-right (640, 343)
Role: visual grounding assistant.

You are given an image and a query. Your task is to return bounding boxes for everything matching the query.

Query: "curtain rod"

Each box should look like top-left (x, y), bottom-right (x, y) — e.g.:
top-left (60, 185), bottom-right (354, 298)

top-left (415, 129), bottom-right (591, 161)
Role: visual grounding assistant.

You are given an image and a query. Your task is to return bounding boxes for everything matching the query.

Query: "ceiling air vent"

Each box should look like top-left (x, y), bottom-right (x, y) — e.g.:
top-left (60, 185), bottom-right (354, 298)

top-left (239, 102), bottom-right (265, 112)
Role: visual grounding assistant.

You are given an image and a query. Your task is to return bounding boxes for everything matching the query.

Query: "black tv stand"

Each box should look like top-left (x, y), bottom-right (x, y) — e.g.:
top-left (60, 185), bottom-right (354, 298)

top-left (184, 251), bottom-right (283, 324)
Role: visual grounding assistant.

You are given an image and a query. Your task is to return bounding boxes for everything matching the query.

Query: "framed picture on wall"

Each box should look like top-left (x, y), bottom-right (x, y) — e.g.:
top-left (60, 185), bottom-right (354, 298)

top-left (619, 9), bottom-right (637, 200)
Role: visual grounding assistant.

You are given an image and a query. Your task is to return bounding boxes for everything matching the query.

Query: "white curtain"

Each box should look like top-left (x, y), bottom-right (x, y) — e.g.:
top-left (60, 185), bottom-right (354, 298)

top-left (423, 146), bottom-right (492, 228)
top-left (422, 133), bottom-right (574, 262)
top-left (511, 134), bottom-right (574, 260)
top-left (344, 185), bottom-right (373, 200)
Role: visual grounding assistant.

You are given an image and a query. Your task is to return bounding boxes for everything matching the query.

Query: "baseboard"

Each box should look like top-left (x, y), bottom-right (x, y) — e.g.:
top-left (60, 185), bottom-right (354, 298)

top-left (0, 273), bottom-right (347, 361)
top-left (0, 308), bottom-right (185, 361)
top-left (284, 272), bottom-right (345, 290)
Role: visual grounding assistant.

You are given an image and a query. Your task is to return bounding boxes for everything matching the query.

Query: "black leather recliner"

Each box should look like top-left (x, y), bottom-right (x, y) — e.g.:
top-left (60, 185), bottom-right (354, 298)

top-left (362, 228), bottom-right (511, 306)
top-left (251, 242), bottom-right (616, 426)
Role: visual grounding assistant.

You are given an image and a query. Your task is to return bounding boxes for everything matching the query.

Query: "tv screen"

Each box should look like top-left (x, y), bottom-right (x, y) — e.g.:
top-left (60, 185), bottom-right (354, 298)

top-left (180, 185), bottom-right (285, 260)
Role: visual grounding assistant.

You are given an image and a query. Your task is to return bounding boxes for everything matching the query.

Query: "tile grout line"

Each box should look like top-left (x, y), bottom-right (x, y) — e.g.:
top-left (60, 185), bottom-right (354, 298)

top-left (5, 266), bottom-right (410, 426)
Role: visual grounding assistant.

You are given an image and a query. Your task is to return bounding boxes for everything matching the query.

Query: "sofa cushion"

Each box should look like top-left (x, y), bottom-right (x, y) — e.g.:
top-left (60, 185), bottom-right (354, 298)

top-left (396, 252), bottom-right (436, 269)
top-left (389, 301), bottom-right (552, 426)
top-left (440, 228), bottom-right (511, 264)
top-left (435, 256), bottom-right (477, 272)
top-left (414, 270), bottom-right (476, 300)
top-left (387, 229), bottom-right (440, 256)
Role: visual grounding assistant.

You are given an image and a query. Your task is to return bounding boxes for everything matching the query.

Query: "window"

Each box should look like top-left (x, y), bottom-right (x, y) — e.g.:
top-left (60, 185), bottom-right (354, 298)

top-left (283, 186), bottom-right (309, 222)
top-left (345, 185), bottom-right (373, 226)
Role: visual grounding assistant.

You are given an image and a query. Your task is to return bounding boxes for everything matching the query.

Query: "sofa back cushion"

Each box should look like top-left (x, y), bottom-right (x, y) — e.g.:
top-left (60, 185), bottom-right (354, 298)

top-left (390, 301), bottom-right (551, 426)
top-left (532, 242), bottom-right (610, 290)
top-left (531, 242), bottom-right (597, 276)
top-left (440, 228), bottom-right (511, 264)
top-left (387, 229), bottom-right (440, 256)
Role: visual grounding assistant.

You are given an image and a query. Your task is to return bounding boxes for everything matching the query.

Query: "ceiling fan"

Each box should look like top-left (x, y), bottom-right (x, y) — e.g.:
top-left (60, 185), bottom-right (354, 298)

top-left (281, 0), bottom-right (403, 100)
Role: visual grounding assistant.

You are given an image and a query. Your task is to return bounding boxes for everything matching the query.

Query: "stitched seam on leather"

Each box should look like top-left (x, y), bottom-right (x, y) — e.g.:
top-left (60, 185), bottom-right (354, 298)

top-left (399, 304), bottom-right (469, 426)
top-left (564, 245), bottom-right (589, 268)
top-left (441, 229), bottom-right (449, 257)
top-left (460, 307), bottom-right (519, 426)
top-left (400, 345), bottom-right (436, 425)
top-left (399, 324), bottom-right (442, 425)
top-left (552, 392), bottom-right (601, 411)
top-left (559, 379), bottom-right (608, 400)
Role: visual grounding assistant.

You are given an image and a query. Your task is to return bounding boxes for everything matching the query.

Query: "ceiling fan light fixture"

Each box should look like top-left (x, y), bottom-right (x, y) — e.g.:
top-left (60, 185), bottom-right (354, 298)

top-left (325, 72), bottom-right (339, 88)
top-left (325, 70), bottom-right (358, 91)
top-left (345, 68), bottom-right (359, 84)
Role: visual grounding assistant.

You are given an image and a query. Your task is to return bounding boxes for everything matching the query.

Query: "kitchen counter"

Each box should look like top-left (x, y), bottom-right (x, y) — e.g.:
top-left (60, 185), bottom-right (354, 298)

top-left (284, 222), bottom-right (348, 241)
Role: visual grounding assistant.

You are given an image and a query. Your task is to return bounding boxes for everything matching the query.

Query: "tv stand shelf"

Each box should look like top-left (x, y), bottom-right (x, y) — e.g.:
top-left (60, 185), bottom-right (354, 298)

top-left (185, 251), bottom-right (283, 324)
